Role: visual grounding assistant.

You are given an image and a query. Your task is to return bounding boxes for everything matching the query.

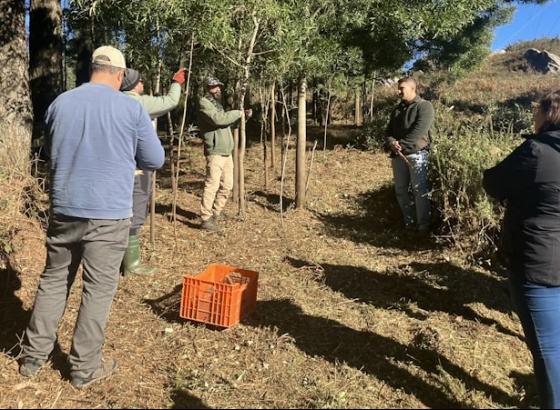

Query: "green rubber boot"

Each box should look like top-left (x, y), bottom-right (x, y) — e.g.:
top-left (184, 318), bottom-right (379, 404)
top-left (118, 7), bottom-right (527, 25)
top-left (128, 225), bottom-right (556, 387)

top-left (122, 235), bottom-right (157, 276)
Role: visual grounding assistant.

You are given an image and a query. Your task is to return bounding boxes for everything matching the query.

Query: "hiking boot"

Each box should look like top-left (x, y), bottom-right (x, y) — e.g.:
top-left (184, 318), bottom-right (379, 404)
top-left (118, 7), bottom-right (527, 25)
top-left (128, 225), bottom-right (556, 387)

top-left (417, 228), bottom-right (431, 239)
top-left (70, 358), bottom-right (117, 389)
top-left (201, 218), bottom-right (224, 232)
top-left (19, 357), bottom-right (46, 377)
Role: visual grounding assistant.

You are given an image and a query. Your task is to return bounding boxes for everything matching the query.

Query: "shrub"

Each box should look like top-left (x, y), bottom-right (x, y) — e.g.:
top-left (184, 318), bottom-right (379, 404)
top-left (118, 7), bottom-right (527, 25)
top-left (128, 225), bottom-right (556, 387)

top-left (348, 99), bottom-right (394, 151)
top-left (350, 120), bottom-right (387, 151)
top-left (487, 101), bottom-right (534, 135)
top-left (429, 125), bottom-right (520, 256)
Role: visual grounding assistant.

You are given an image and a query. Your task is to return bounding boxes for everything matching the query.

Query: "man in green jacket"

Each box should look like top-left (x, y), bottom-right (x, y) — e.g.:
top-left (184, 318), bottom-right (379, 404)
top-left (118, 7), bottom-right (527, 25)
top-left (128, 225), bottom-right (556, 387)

top-left (197, 76), bottom-right (252, 231)
top-left (385, 76), bottom-right (434, 237)
top-left (120, 67), bottom-right (185, 275)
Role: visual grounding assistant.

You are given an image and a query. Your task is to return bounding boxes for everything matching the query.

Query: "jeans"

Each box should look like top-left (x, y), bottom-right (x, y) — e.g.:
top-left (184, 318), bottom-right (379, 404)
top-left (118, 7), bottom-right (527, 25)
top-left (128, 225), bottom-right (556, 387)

top-left (509, 272), bottom-right (560, 409)
top-left (200, 155), bottom-right (234, 222)
top-left (391, 150), bottom-right (430, 230)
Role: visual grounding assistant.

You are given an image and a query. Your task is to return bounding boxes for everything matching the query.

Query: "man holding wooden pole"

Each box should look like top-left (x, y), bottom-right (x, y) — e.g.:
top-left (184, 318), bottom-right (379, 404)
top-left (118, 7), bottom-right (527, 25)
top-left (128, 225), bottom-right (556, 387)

top-left (385, 76), bottom-right (434, 237)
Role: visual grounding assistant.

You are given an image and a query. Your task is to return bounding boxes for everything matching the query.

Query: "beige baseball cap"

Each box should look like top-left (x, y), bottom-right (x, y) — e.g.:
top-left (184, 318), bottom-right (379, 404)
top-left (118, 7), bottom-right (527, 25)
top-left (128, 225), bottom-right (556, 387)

top-left (91, 46), bottom-right (126, 69)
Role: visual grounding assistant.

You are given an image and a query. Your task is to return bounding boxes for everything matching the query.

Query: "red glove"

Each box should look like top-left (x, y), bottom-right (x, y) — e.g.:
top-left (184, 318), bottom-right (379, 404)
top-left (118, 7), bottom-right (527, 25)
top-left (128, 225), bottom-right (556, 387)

top-left (173, 68), bottom-right (186, 85)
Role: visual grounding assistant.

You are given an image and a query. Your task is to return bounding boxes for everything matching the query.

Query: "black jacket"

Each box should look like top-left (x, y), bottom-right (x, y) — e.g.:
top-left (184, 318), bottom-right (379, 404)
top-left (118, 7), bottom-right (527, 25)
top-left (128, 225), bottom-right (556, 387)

top-left (483, 130), bottom-right (560, 286)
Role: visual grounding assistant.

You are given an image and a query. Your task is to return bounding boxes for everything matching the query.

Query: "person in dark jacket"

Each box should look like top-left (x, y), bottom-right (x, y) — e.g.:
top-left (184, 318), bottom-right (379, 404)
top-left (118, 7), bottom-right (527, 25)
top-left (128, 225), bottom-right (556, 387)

top-left (197, 76), bottom-right (252, 232)
top-left (483, 89), bottom-right (560, 409)
top-left (385, 76), bottom-right (434, 236)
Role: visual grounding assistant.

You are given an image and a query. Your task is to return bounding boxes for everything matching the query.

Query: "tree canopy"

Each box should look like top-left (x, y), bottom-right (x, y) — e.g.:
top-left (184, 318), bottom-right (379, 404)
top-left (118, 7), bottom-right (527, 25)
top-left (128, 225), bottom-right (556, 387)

top-left (63, 0), bottom-right (551, 90)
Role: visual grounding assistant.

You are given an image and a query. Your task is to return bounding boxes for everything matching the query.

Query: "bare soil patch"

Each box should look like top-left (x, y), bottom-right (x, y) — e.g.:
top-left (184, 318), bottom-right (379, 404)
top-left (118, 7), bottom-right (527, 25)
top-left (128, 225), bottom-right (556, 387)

top-left (0, 124), bottom-right (535, 408)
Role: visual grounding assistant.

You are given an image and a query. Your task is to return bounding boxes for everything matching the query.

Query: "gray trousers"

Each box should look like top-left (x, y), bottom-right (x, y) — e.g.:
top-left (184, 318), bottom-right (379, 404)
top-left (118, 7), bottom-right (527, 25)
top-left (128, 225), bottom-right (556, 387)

top-left (130, 171), bottom-right (153, 235)
top-left (22, 214), bottom-right (129, 376)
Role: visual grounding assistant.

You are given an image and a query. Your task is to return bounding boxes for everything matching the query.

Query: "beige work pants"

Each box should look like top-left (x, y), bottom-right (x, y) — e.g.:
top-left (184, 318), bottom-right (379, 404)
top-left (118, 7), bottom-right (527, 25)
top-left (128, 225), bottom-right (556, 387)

top-left (200, 154), bottom-right (234, 222)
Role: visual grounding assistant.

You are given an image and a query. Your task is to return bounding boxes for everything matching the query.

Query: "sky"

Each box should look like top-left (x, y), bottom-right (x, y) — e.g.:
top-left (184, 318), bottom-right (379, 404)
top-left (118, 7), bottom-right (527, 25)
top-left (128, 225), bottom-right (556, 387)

top-left (492, 0), bottom-right (560, 51)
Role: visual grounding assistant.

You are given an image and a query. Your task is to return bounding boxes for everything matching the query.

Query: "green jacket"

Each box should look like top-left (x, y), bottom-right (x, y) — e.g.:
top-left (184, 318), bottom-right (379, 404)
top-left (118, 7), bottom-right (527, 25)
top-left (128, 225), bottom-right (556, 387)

top-left (385, 95), bottom-right (434, 156)
top-left (123, 81), bottom-right (181, 119)
top-left (197, 93), bottom-right (242, 156)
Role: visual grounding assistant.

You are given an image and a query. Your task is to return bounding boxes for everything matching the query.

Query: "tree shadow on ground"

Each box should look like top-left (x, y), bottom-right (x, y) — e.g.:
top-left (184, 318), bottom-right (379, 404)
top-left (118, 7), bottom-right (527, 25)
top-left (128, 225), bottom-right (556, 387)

top-left (144, 289), bottom-right (213, 409)
top-left (169, 390), bottom-right (211, 409)
top-left (245, 298), bottom-right (521, 409)
top-left (314, 183), bottom-right (439, 251)
top-left (142, 264), bottom-right (527, 408)
top-left (143, 283), bottom-right (183, 323)
top-left (249, 190), bottom-right (295, 213)
top-left (304, 124), bottom-right (359, 150)
top-left (510, 370), bottom-right (539, 409)
top-left (155, 203), bottom-right (200, 228)
top-left (0, 266), bottom-right (28, 358)
top-left (156, 169), bottom-right (205, 192)
top-left (284, 256), bottom-right (520, 340)
top-left (0, 264), bottom-right (68, 376)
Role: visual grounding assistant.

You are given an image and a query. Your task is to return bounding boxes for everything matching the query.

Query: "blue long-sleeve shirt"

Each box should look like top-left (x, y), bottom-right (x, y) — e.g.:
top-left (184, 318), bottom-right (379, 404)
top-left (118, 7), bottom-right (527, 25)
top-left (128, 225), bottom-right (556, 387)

top-left (45, 82), bottom-right (165, 219)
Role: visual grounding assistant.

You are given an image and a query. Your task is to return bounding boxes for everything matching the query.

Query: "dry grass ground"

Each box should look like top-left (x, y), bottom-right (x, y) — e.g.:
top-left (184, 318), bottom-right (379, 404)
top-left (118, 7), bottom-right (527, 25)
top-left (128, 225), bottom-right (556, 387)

top-left (0, 124), bottom-right (535, 409)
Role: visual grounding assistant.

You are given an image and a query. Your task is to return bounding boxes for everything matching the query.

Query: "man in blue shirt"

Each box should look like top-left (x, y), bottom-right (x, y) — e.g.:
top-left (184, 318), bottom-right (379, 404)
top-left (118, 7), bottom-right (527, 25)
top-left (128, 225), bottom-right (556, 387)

top-left (18, 45), bottom-right (165, 389)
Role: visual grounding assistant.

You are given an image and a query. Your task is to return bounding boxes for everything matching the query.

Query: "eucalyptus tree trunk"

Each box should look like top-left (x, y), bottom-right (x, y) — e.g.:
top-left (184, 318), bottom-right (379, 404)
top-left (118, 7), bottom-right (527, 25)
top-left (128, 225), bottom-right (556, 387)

top-left (149, 26), bottom-right (163, 246)
top-left (258, 84), bottom-right (269, 190)
top-left (74, 28), bottom-right (94, 86)
top-left (235, 14), bottom-right (259, 218)
top-left (0, 0), bottom-right (33, 179)
top-left (232, 127), bottom-right (240, 205)
top-left (323, 89), bottom-right (332, 152)
top-left (312, 84), bottom-right (320, 126)
top-left (29, 0), bottom-right (63, 161)
top-left (270, 82), bottom-right (276, 171)
top-left (280, 85), bottom-right (287, 163)
top-left (369, 78), bottom-right (375, 121)
top-left (354, 86), bottom-right (362, 126)
top-left (295, 73), bottom-right (307, 208)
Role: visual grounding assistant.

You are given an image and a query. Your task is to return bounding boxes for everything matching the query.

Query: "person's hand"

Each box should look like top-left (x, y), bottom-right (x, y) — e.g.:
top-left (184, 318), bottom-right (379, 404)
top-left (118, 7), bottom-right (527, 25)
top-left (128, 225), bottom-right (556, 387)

top-left (390, 140), bottom-right (401, 154)
top-left (244, 108), bottom-right (253, 119)
top-left (172, 68), bottom-right (186, 85)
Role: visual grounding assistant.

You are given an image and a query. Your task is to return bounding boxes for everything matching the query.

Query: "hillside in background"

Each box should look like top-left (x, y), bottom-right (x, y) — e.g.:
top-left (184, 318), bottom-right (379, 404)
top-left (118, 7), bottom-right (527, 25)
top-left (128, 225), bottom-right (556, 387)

top-left (359, 37), bottom-right (560, 149)
top-left (436, 37), bottom-right (560, 131)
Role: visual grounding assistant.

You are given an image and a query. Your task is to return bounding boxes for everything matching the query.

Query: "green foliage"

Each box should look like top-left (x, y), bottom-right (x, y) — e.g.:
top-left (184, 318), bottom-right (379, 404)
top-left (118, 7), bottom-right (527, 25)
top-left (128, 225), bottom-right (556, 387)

top-left (68, 0), bottom-right (533, 98)
top-left (412, 4), bottom-right (513, 77)
top-left (429, 122), bottom-right (520, 250)
top-left (351, 122), bottom-right (386, 151)
top-left (487, 102), bottom-right (534, 135)
top-left (349, 99), bottom-right (394, 150)
top-left (0, 235), bottom-right (12, 256)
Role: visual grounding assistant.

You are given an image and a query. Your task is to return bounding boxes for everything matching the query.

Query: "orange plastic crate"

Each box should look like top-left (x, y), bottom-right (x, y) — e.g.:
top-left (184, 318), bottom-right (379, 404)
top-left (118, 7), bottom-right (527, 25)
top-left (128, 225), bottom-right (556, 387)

top-left (180, 263), bottom-right (259, 328)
